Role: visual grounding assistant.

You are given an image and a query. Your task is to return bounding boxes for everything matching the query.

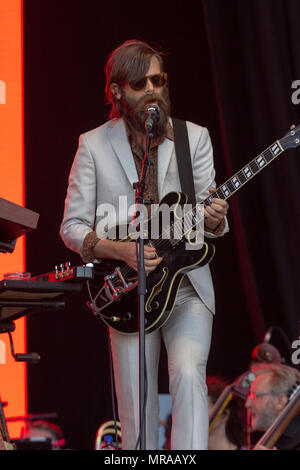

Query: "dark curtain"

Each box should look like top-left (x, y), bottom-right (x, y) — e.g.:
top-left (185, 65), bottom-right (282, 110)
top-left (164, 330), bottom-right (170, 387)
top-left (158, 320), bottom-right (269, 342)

top-left (202, 0), bottom-right (300, 345)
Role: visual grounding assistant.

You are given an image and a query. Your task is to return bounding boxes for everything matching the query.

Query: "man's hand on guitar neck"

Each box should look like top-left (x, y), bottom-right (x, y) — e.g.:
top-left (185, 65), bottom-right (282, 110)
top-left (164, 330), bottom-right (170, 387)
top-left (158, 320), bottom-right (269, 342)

top-left (93, 239), bottom-right (162, 274)
top-left (204, 187), bottom-right (229, 234)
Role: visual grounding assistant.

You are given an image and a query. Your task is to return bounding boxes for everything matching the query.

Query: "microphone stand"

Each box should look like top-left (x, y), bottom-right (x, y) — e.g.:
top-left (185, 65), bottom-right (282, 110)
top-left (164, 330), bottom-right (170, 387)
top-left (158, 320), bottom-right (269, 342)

top-left (133, 125), bottom-right (154, 450)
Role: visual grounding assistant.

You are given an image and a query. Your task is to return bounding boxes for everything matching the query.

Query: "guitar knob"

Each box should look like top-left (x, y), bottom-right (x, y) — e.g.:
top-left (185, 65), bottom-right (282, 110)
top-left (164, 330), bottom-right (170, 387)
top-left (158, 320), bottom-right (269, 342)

top-left (153, 301), bottom-right (160, 310)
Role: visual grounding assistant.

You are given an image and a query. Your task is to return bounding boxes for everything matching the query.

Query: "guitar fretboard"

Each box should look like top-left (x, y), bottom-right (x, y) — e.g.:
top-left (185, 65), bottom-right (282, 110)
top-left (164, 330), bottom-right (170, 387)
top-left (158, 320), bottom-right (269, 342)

top-left (152, 127), bottom-right (298, 247)
top-left (164, 139), bottom-right (286, 244)
top-left (203, 140), bottom-right (284, 205)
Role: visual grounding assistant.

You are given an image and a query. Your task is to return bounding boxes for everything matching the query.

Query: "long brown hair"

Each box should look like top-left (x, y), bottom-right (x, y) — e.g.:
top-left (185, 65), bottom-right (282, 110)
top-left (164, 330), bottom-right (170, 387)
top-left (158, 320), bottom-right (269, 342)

top-left (105, 40), bottom-right (165, 120)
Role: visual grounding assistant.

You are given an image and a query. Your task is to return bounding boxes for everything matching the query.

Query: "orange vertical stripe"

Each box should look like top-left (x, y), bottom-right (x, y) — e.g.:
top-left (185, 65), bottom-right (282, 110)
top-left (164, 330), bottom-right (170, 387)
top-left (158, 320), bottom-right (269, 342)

top-left (0, 0), bottom-right (26, 439)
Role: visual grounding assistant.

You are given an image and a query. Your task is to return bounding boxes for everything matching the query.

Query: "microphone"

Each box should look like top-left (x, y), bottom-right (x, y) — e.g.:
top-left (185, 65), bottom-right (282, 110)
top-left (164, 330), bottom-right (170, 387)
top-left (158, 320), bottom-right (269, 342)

top-left (145, 104), bottom-right (159, 132)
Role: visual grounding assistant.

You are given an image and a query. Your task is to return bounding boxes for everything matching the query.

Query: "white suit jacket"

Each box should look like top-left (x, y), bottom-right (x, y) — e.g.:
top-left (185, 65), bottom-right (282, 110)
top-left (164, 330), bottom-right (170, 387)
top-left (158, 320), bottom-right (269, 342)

top-left (60, 118), bottom-right (228, 314)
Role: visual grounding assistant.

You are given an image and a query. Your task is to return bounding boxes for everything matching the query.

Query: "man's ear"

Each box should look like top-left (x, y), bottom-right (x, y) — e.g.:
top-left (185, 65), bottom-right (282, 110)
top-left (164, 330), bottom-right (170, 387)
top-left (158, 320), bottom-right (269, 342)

top-left (110, 83), bottom-right (121, 100)
top-left (275, 393), bottom-right (288, 412)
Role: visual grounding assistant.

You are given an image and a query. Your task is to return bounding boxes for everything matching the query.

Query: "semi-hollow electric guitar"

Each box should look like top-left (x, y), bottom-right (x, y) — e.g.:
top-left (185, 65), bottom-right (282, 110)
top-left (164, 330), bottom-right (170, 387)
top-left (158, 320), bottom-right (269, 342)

top-left (88, 125), bottom-right (300, 334)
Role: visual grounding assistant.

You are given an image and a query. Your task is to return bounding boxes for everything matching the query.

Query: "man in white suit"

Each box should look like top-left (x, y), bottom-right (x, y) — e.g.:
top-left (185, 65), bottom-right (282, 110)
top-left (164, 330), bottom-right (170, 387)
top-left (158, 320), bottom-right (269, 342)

top-left (60, 40), bottom-right (229, 450)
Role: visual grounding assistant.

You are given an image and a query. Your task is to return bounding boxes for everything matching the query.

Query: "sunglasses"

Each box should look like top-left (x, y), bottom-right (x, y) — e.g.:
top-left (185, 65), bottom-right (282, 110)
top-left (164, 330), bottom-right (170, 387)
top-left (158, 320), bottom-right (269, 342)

top-left (247, 391), bottom-right (279, 401)
top-left (129, 73), bottom-right (168, 91)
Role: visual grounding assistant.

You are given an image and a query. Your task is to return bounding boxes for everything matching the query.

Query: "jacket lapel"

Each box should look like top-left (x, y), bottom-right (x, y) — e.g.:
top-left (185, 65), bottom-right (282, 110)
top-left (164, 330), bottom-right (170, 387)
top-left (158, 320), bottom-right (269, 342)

top-left (157, 128), bottom-right (174, 199)
top-left (108, 117), bottom-right (175, 199)
top-left (107, 118), bottom-right (138, 187)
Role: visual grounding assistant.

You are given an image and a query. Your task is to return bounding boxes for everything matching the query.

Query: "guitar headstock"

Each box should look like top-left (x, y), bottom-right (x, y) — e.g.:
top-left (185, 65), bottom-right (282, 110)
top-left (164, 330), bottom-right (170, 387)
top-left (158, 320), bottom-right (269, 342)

top-left (280, 124), bottom-right (300, 150)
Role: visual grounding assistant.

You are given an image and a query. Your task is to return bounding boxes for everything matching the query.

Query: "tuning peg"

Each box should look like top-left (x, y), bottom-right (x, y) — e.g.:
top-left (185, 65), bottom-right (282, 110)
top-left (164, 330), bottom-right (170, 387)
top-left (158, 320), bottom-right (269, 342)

top-left (65, 261), bottom-right (71, 275)
top-left (290, 124), bottom-right (296, 130)
top-left (59, 263), bottom-right (64, 278)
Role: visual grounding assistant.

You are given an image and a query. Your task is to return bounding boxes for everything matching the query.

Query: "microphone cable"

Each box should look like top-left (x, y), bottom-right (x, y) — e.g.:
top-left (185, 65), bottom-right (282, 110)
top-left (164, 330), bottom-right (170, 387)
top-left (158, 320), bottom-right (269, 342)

top-left (134, 235), bottom-right (149, 450)
top-left (134, 356), bottom-right (148, 450)
top-left (86, 279), bottom-right (120, 449)
top-left (87, 276), bottom-right (148, 450)
top-left (107, 327), bottom-right (121, 450)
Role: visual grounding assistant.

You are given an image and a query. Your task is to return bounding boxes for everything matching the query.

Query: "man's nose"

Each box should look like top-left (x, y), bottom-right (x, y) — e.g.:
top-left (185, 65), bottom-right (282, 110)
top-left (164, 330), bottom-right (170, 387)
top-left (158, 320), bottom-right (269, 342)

top-left (145, 77), bottom-right (155, 93)
top-left (245, 397), bottom-right (251, 408)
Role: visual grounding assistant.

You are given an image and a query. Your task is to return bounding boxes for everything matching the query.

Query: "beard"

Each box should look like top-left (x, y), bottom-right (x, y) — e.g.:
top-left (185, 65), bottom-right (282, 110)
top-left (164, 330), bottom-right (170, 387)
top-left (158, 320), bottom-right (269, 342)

top-left (120, 87), bottom-right (171, 138)
top-left (250, 405), bottom-right (277, 432)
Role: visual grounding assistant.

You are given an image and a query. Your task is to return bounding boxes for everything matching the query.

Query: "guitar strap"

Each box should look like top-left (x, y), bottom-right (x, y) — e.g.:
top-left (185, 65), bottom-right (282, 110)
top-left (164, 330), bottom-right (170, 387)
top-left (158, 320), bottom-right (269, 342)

top-left (172, 118), bottom-right (196, 206)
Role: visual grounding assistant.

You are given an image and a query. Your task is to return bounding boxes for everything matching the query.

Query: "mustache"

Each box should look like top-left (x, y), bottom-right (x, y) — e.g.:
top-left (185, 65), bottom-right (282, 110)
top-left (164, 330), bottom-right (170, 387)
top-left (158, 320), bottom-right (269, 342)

top-left (131, 92), bottom-right (169, 116)
top-left (136, 93), bottom-right (170, 129)
top-left (139, 93), bottom-right (167, 107)
top-left (121, 88), bottom-right (169, 112)
top-left (120, 88), bottom-right (170, 136)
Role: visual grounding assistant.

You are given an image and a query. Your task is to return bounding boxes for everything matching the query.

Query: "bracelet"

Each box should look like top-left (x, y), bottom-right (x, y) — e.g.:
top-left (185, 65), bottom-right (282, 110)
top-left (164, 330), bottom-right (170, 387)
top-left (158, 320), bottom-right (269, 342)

top-left (82, 231), bottom-right (100, 263)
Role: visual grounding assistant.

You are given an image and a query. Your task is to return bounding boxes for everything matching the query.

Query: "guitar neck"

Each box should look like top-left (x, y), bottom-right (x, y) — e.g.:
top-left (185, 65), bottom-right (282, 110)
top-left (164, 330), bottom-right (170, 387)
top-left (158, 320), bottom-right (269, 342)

top-left (204, 140), bottom-right (284, 206)
top-left (155, 127), bottom-right (298, 246)
top-left (180, 139), bottom-right (285, 236)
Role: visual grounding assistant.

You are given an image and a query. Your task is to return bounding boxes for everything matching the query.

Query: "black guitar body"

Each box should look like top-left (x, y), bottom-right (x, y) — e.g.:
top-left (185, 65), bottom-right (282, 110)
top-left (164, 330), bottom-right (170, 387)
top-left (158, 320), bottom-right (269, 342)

top-left (88, 191), bottom-right (215, 334)
top-left (90, 240), bottom-right (215, 334)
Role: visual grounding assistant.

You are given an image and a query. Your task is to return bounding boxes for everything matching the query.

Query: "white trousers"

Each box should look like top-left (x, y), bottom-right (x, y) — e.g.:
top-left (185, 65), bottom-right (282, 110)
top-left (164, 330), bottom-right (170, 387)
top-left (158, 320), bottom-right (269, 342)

top-left (109, 280), bottom-right (213, 450)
